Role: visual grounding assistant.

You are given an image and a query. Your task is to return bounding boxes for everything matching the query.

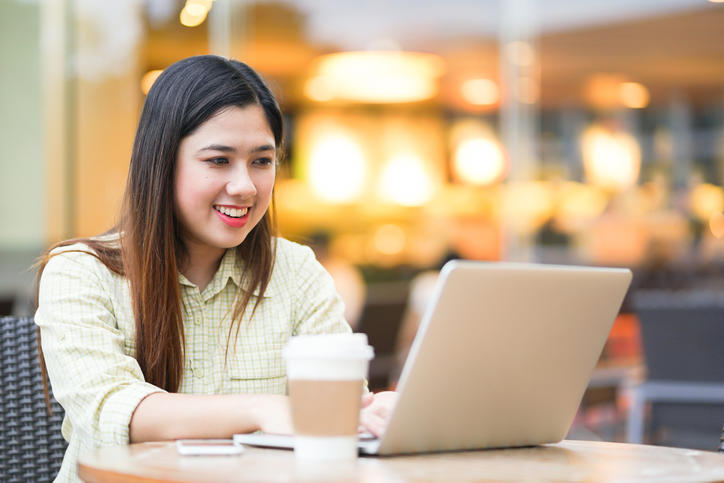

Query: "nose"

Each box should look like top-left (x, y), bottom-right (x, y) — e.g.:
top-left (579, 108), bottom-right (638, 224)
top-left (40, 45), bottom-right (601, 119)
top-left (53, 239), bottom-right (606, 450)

top-left (226, 163), bottom-right (257, 199)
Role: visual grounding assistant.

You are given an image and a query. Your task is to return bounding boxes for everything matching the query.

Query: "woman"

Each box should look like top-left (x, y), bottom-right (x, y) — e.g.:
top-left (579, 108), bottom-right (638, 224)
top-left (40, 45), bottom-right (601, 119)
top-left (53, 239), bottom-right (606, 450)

top-left (35, 55), bottom-right (394, 483)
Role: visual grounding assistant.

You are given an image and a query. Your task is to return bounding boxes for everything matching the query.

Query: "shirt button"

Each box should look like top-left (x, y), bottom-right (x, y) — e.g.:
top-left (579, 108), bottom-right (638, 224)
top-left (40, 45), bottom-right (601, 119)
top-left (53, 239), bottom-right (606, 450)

top-left (194, 309), bottom-right (204, 326)
top-left (193, 361), bottom-right (204, 378)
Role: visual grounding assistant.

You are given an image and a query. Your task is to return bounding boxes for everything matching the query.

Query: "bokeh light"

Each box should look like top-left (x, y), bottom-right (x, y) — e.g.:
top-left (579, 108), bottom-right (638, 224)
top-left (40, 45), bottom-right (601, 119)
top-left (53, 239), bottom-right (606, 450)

top-left (690, 183), bottom-right (724, 221)
top-left (308, 134), bottom-right (366, 203)
top-left (140, 69), bottom-right (163, 95)
top-left (454, 138), bottom-right (507, 186)
top-left (581, 125), bottom-right (641, 190)
top-left (620, 82), bottom-right (650, 109)
top-left (461, 78), bottom-right (500, 106)
top-left (373, 224), bottom-right (406, 255)
top-left (179, 1), bottom-right (209, 27)
top-left (307, 51), bottom-right (445, 103)
top-left (710, 213), bottom-right (724, 239)
top-left (379, 154), bottom-right (434, 206)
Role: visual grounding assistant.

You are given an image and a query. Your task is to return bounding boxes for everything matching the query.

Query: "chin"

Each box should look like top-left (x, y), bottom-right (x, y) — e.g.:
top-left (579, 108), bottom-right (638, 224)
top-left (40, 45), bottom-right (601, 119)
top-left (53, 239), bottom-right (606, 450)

top-left (217, 238), bottom-right (247, 250)
top-left (226, 232), bottom-right (253, 248)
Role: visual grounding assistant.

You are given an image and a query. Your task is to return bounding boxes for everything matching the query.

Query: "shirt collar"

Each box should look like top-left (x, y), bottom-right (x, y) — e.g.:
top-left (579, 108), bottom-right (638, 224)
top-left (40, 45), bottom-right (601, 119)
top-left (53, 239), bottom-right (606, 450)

top-left (178, 247), bottom-right (279, 298)
top-left (177, 248), bottom-right (239, 292)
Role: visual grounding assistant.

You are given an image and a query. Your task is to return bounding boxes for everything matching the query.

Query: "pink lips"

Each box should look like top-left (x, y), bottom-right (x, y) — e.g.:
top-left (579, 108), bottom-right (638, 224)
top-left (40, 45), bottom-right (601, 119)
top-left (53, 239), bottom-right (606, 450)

top-left (214, 206), bottom-right (249, 228)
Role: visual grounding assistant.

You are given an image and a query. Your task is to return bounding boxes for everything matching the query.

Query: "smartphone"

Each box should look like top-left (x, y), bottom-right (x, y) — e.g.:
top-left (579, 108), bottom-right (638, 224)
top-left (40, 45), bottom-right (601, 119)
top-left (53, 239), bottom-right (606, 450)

top-left (176, 439), bottom-right (245, 456)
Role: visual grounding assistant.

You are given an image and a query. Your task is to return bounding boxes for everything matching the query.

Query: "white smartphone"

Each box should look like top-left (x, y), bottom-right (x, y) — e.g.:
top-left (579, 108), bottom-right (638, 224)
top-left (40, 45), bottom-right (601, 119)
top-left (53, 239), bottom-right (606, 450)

top-left (176, 439), bottom-right (244, 456)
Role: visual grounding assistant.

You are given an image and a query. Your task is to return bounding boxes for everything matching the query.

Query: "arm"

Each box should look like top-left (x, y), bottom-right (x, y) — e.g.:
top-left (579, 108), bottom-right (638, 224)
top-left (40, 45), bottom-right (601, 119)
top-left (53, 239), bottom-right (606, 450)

top-left (36, 249), bottom-right (165, 447)
top-left (129, 392), bottom-right (292, 442)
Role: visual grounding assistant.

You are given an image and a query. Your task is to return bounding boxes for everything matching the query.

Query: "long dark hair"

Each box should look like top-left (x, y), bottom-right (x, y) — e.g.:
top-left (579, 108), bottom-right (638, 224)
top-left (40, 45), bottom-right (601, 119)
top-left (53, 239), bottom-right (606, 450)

top-left (37, 55), bottom-right (284, 398)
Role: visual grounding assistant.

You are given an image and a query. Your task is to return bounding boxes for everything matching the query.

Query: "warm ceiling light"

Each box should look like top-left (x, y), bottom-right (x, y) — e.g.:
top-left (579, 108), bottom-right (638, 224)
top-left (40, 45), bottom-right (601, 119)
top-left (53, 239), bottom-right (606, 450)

top-left (141, 69), bottom-right (163, 95)
top-left (585, 75), bottom-right (650, 109)
top-left (708, 0), bottom-right (724, 3)
top-left (450, 119), bottom-right (507, 186)
top-left (461, 78), bottom-right (499, 106)
top-left (188, 0), bottom-right (213, 9)
top-left (584, 74), bottom-right (626, 109)
top-left (581, 125), bottom-right (641, 190)
top-left (690, 183), bottom-right (724, 221)
top-left (308, 134), bottom-right (366, 203)
top-left (180, 2), bottom-right (209, 27)
top-left (710, 213), bottom-right (724, 239)
top-left (307, 51), bottom-right (445, 103)
top-left (304, 76), bottom-right (334, 102)
top-left (185, 3), bottom-right (206, 16)
top-left (379, 154), bottom-right (434, 206)
top-left (620, 82), bottom-right (650, 109)
top-left (454, 138), bottom-right (506, 186)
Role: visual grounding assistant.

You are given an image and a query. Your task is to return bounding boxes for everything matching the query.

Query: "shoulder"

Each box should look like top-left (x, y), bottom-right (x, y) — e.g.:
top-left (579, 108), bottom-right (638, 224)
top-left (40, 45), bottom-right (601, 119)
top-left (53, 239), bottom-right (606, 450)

top-left (47, 241), bottom-right (101, 269)
top-left (267, 237), bottom-right (326, 292)
top-left (43, 237), bottom-right (120, 285)
top-left (272, 237), bottom-right (316, 270)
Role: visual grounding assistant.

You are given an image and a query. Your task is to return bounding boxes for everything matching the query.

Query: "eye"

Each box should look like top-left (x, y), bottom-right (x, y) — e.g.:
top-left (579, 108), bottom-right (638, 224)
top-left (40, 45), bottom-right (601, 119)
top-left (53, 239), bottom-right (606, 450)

top-left (253, 157), bottom-right (274, 167)
top-left (205, 157), bottom-right (229, 165)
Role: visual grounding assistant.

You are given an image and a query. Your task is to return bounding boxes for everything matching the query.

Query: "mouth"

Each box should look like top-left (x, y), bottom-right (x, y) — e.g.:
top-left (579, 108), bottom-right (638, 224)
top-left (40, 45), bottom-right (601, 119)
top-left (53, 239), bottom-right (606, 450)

top-left (213, 205), bottom-right (250, 228)
top-left (214, 205), bottom-right (249, 218)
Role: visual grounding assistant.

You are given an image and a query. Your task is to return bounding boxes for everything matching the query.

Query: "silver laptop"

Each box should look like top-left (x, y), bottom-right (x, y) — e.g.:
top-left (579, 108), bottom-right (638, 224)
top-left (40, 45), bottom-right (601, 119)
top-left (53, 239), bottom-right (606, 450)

top-left (234, 260), bottom-right (632, 455)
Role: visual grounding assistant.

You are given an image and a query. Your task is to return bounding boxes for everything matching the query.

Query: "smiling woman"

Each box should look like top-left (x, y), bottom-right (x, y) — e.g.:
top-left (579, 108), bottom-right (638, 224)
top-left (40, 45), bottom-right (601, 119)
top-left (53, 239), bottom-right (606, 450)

top-left (32, 55), bottom-right (394, 483)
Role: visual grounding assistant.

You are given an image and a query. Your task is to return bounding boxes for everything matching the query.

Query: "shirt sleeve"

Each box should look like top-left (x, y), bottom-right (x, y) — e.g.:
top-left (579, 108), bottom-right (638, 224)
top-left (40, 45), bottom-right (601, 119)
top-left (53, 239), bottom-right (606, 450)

top-left (35, 248), bottom-right (165, 447)
top-left (290, 244), bottom-right (353, 337)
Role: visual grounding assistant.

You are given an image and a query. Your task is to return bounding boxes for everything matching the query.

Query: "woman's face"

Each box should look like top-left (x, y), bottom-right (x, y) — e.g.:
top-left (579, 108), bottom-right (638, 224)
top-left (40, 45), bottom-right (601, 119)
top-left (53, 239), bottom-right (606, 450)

top-left (174, 104), bottom-right (276, 259)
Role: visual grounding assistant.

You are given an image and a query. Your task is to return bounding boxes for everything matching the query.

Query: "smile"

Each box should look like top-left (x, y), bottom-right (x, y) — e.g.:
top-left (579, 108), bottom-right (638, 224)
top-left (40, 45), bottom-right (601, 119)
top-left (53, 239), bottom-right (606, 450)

top-left (214, 205), bottom-right (248, 218)
top-left (214, 205), bottom-right (250, 228)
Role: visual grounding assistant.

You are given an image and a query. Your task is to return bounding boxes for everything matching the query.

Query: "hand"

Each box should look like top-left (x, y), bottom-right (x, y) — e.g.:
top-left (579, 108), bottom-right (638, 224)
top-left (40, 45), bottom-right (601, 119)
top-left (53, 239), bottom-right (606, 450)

top-left (359, 391), bottom-right (398, 437)
top-left (252, 394), bottom-right (293, 435)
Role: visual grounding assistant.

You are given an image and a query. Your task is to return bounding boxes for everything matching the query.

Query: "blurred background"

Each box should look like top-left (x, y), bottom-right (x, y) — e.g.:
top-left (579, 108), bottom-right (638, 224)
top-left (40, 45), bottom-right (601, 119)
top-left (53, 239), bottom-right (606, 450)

top-left (1, 0), bottom-right (723, 449)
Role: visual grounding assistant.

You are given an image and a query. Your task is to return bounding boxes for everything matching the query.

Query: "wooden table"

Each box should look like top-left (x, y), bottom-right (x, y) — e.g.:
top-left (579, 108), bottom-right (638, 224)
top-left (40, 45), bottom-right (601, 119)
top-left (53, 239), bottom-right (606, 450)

top-left (78, 440), bottom-right (724, 482)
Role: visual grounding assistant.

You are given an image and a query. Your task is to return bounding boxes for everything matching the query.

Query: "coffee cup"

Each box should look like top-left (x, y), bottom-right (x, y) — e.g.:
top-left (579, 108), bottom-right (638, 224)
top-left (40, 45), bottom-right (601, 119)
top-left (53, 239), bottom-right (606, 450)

top-left (283, 333), bottom-right (374, 460)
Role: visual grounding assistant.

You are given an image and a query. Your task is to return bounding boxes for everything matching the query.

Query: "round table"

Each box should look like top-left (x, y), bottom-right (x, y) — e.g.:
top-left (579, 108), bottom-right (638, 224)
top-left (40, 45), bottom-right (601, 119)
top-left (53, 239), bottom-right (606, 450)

top-left (78, 439), bottom-right (724, 482)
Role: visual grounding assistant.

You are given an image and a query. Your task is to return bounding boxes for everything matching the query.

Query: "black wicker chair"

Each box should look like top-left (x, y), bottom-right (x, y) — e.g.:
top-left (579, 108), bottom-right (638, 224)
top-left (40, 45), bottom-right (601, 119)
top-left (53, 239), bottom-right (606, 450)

top-left (0, 316), bottom-right (67, 482)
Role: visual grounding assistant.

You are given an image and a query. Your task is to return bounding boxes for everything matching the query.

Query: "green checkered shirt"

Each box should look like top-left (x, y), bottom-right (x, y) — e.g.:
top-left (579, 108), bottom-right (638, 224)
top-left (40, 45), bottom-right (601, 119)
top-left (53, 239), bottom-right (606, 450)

top-left (35, 237), bottom-right (351, 482)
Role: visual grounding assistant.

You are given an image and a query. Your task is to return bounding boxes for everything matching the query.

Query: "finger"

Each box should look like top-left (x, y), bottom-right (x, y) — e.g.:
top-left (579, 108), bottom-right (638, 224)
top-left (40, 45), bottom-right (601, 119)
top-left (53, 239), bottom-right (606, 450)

top-left (369, 402), bottom-right (390, 419)
top-left (363, 416), bottom-right (385, 438)
top-left (360, 411), bottom-right (387, 438)
top-left (368, 403), bottom-right (393, 420)
top-left (371, 392), bottom-right (398, 418)
top-left (360, 392), bottom-right (375, 409)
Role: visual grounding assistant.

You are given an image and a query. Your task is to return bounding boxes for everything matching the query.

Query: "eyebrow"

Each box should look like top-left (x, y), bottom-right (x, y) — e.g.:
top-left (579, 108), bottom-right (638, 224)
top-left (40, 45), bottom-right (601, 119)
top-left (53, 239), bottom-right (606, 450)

top-left (196, 143), bottom-right (275, 154)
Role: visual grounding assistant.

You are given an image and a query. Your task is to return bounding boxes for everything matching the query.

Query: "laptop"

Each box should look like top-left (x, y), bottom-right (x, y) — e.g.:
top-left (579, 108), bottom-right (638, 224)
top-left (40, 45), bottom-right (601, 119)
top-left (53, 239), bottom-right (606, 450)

top-left (234, 260), bottom-right (632, 455)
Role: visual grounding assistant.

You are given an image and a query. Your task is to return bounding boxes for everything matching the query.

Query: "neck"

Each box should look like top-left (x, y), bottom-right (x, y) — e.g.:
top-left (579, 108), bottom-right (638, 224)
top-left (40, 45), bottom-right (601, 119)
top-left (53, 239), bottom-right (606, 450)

top-left (180, 244), bottom-right (226, 292)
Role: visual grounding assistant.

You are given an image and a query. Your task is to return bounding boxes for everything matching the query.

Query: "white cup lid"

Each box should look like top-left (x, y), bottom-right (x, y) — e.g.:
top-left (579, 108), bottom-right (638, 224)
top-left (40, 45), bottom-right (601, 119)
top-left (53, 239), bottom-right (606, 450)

top-left (283, 333), bottom-right (374, 361)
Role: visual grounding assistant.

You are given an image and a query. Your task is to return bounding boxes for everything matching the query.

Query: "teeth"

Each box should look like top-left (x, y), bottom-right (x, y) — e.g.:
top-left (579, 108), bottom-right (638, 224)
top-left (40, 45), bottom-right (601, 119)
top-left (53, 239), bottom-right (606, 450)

top-left (215, 206), bottom-right (248, 218)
